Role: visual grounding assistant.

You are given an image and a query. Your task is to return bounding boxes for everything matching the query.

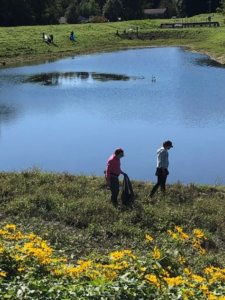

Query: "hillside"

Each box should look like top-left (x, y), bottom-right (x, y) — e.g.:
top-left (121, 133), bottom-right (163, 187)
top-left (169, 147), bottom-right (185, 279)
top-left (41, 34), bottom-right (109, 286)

top-left (0, 170), bottom-right (224, 262)
top-left (0, 170), bottom-right (225, 298)
top-left (1, 14), bottom-right (225, 67)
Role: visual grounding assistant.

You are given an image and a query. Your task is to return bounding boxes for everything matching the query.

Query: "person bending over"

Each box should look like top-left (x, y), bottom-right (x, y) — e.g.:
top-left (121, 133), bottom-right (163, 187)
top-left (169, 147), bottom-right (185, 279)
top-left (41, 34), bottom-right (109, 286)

top-left (105, 148), bottom-right (125, 207)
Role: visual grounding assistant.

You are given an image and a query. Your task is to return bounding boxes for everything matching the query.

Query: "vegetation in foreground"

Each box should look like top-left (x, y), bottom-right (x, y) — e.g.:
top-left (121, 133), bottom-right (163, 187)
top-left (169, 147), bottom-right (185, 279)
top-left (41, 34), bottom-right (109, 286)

top-left (1, 13), bottom-right (225, 67)
top-left (0, 170), bottom-right (224, 299)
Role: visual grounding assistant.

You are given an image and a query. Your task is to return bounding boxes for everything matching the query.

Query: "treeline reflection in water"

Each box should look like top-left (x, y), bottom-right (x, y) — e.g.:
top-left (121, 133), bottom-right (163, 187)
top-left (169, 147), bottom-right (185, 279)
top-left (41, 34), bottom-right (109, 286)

top-left (24, 71), bottom-right (144, 86)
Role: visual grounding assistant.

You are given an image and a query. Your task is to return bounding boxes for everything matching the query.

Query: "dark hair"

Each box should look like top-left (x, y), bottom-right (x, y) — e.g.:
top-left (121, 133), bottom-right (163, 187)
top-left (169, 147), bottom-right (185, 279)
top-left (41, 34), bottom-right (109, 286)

top-left (163, 140), bottom-right (173, 148)
top-left (114, 148), bottom-right (124, 155)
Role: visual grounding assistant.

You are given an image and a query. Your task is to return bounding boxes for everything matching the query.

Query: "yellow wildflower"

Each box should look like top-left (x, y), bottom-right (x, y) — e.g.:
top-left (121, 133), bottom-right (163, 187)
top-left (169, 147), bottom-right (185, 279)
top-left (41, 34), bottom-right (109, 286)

top-left (18, 267), bottom-right (25, 272)
top-left (104, 270), bottom-right (117, 280)
top-left (4, 224), bottom-right (16, 231)
top-left (52, 269), bottom-right (64, 276)
top-left (184, 268), bottom-right (192, 276)
top-left (0, 271), bottom-right (7, 277)
top-left (140, 267), bottom-right (147, 272)
top-left (200, 285), bottom-right (209, 295)
top-left (208, 293), bottom-right (218, 300)
top-left (145, 274), bottom-right (160, 288)
top-left (123, 250), bottom-right (136, 259)
top-left (110, 250), bottom-right (125, 261)
top-left (164, 276), bottom-right (185, 287)
top-left (152, 247), bottom-right (161, 260)
top-left (178, 255), bottom-right (186, 264)
top-left (191, 274), bottom-right (205, 283)
top-left (110, 250), bottom-right (136, 261)
top-left (180, 231), bottom-right (189, 240)
top-left (183, 289), bottom-right (194, 298)
top-left (145, 234), bottom-right (154, 242)
top-left (167, 230), bottom-right (178, 239)
top-left (87, 270), bottom-right (101, 280)
top-left (204, 266), bottom-right (217, 275)
top-left (0, 230), bottom-right (8, 235)
top-left (193, 229), bottom-right (205, 239)
top-left (175, 225), bottom-right (183, 233)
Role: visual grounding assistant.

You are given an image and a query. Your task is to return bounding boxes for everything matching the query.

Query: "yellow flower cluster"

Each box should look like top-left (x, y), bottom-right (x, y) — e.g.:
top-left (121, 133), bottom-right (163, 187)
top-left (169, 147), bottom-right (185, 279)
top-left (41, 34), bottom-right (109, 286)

top-left (167, 226), bottom-right (207, 255)
top-left (145, 274), bottom-right (160, 288)
top-left (0, 224), bottom-right (224, 299)
top-left (110, 249), bottom-right (136, 261)
top-left (152, 246), bottom-right (161, 260)
top-left (167, 226), bottom-right (189, 241)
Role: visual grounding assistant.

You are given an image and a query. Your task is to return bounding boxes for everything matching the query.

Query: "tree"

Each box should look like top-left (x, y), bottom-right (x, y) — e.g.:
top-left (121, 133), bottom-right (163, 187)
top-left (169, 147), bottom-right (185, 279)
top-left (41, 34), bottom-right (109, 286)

top-left (121, 0), bottom-right (143, 20)
top-left (65, 1), bottom-right (79, 23)
top-left (80, 0), bottom-right (101, 17)
top-left (218, 0), bottom-right (225, 13)
top-left (0, 0), bottom-right (35, 26)
top-left (103, 0), bottom-right (123, 21)
top-left (41, 0), bottom-right (63, 24)
top-left (174, 0), bottom-right (186, 17)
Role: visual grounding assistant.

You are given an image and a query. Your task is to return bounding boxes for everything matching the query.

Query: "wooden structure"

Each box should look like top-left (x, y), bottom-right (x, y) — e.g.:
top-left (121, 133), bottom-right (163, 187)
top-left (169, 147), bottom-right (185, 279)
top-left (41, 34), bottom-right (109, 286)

top-left (160, 21), bottom-right (220, 29)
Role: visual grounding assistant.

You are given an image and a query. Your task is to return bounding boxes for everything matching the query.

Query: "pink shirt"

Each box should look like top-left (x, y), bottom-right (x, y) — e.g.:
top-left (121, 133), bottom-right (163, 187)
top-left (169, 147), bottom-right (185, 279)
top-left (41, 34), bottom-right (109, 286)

top-left (106, 154), bottom-right (122, 178)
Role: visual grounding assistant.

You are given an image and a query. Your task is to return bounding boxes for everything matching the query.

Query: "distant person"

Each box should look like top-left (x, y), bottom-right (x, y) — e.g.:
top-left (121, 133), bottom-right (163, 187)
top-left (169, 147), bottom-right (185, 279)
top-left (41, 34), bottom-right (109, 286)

top-left (49, 34), bottom-right (54, 43)
top-left (42, 33), bottom-right (53, 44)
top-left (69, 31), bottom-right (76, 41)
top-left (42, 32), bottom-right (48, 42)
top-left (150, 140), bottom-right (173, 199)
top-left (105, 148), bottom-right (126, 207)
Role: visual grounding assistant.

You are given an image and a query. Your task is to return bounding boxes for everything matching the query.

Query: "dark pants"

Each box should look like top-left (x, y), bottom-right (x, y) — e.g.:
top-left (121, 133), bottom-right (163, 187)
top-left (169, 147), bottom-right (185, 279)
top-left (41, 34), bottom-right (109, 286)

top-left (110, 176), bottom-right (119, 206)
top-left (150, 168), bottom-right (168, 197)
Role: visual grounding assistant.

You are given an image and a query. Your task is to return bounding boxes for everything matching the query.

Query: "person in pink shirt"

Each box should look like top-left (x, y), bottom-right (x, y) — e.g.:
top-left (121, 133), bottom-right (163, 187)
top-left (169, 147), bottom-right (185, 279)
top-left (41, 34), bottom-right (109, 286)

top-left (105, 148), bottom-right (126, 207)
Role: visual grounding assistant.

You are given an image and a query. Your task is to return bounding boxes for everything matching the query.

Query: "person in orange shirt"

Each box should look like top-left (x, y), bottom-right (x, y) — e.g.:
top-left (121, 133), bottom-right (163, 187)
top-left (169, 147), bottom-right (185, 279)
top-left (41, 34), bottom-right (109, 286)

top-left (105, 148), bottom-right (125, 207)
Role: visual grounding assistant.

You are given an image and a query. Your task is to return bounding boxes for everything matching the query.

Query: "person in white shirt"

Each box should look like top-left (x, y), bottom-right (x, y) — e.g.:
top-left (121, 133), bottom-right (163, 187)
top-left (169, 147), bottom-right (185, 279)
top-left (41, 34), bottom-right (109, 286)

top-left (150, 140), bottom-right (173, 198)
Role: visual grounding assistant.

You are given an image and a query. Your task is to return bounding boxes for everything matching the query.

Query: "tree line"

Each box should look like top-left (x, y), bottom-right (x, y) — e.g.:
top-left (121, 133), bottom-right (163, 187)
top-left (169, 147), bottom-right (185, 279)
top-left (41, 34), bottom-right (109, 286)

top-left (0, 0), bottom-right (222, 26)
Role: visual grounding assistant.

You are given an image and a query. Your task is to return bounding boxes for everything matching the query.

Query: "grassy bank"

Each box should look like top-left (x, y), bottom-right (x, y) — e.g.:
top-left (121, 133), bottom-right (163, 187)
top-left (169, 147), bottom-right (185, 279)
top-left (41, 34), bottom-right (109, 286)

top-left (1, 13), bottom-right (225, 67)
top-left (0, 170), bottom-right (224, 264)
top-left (0, 170), bottom-right (225, 298)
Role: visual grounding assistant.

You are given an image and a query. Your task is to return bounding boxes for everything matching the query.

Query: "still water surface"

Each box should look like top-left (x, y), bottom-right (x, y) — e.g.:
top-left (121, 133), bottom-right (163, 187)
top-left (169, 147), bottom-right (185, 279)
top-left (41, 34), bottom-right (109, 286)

top-left (0, 47), bottom-right (225, 184)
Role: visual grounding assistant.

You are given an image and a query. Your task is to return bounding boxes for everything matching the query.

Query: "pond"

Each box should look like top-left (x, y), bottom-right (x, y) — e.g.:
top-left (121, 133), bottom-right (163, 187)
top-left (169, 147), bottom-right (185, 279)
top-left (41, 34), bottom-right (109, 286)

top-left (0, 47), bottom-right (225, 184)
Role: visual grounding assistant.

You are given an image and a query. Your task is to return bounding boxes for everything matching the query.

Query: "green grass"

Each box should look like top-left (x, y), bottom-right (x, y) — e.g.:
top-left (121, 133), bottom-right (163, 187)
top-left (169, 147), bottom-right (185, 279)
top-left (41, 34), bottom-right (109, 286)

top-left (1, 13), bottom-right (225, 66)
top-left (0, 169), bottom-right (224, 269)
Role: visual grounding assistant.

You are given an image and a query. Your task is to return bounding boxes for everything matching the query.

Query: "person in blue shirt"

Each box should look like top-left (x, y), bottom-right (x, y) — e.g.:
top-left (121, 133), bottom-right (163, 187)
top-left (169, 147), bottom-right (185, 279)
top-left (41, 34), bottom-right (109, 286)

top-left (69, 31), bottom-right (76, 41)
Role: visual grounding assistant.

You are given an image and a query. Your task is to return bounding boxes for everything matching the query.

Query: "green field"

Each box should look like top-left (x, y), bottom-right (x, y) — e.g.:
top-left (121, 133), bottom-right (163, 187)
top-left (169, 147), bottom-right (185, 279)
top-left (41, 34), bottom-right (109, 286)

top-left (1, 13), bottom-right (225, 67)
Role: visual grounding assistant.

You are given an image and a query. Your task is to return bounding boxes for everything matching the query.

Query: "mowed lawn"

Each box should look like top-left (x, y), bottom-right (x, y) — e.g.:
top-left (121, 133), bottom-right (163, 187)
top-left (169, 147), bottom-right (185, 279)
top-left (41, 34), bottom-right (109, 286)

top-left (0, 13), bottom-right (225, 66)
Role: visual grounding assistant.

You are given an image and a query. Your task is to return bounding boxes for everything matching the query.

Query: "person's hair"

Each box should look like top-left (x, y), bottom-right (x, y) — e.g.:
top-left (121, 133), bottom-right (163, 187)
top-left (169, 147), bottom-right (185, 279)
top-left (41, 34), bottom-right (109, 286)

top-left (163, 140), bottom-right (173, 148)
top-left (114, 148), bottom-right (124, 155)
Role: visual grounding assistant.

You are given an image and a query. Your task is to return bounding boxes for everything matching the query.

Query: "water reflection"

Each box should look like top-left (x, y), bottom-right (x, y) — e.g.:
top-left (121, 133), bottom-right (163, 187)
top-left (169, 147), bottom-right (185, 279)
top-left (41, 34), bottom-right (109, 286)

top-left (1, 47), bottom-right (225, 184)
top-left (24, 71), bottom-right (142, 86)
top-left (195, 57), bottom-right (224, 68)
top-left (0, 105), bottom-right (17, 123)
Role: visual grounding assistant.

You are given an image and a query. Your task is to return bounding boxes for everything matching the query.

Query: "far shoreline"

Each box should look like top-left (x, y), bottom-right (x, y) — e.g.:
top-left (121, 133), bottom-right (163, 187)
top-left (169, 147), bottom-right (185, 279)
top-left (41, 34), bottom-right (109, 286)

top-left (2, 44), bottom-right (225, 69)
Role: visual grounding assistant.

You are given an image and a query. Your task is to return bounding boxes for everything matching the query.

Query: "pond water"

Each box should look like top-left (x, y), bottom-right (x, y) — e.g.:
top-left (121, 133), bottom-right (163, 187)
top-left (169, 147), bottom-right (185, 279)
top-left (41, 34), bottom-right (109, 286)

top-left (0, 47), bottom-right (225, 184)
